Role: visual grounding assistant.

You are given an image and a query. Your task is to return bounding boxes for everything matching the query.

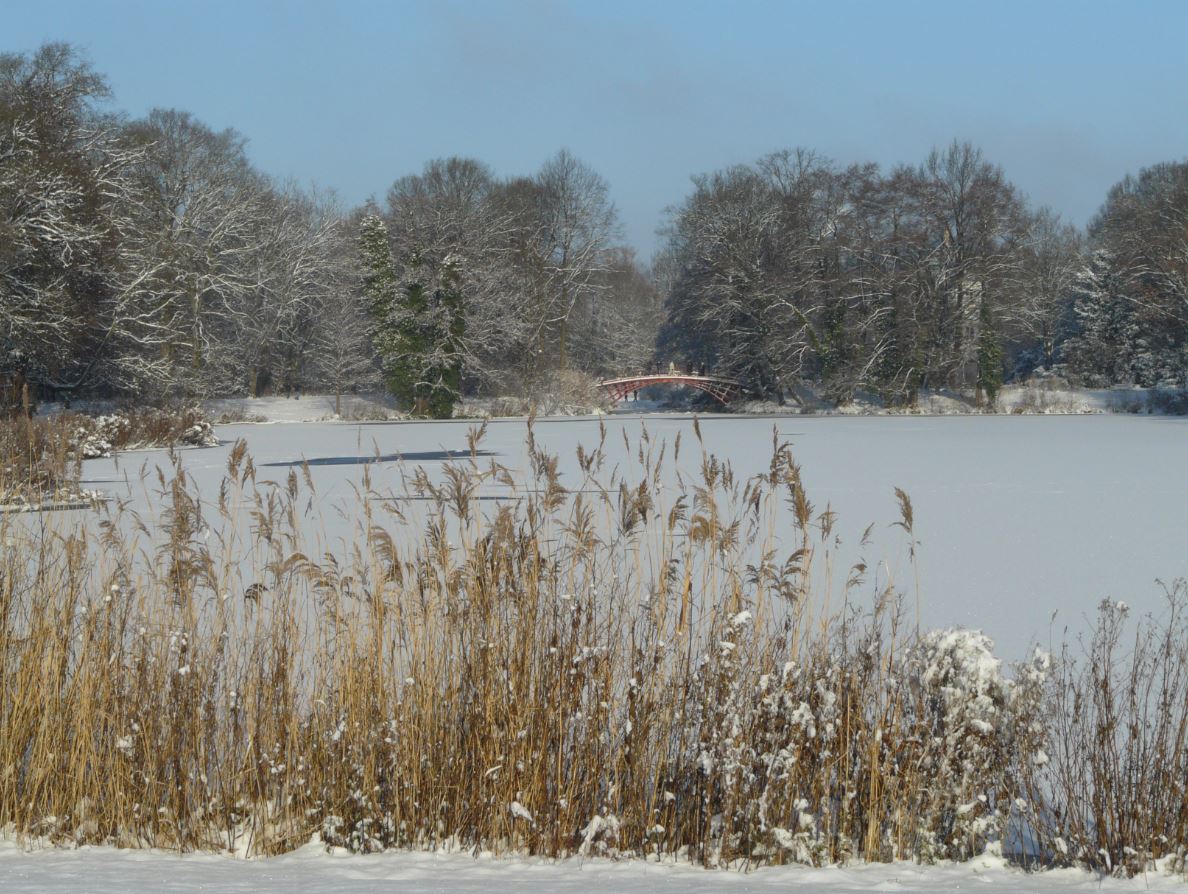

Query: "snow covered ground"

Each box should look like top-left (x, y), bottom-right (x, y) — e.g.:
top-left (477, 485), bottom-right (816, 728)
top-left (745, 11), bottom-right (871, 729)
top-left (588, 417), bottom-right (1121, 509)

top-left (204, 391), bottom-right (404, 422)
top-left (2, 841), bottom-right (1185, 893)
top-left (73, 411), bottom-right (1188, 663)
top-left (36, 383), bottom-right (1186, 427)
top-left (739, 383), bottom-right (1182, 416)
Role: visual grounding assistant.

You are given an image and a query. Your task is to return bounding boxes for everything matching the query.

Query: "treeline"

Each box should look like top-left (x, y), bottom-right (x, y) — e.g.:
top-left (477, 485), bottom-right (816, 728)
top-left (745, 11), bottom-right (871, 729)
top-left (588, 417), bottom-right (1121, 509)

top-left (0, 43), bottom-right (659, 410)
top-left (656, 145), bottom-right (1188, 406)
top-left (2, 45), bottom-right (351, 401)
top-left (5, 42), bottom-right (1188, 412)
top-left (1066, 167), bottom-right (1188, 388)
top-left (357, 152), bottom-right (660, 415)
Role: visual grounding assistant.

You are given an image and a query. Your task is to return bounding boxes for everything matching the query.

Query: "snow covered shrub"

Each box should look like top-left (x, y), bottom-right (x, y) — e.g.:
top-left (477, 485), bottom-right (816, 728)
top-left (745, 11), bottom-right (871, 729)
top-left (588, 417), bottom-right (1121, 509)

top-left (453, 370), bottom-right (606, 418)
top-left (905, 629), bottom-right (1021, 861)
top-left (121, 406), bottom-right (218, 449)
top-left (538, 368), bottom-right (613, 414)
top-left (63, 406), bottom-right (218, 459)
top-left (72, 414), bottom-right (129, 458)
top-left (177, 419), bottom-right (217, 447)
top-left (579, 811), bottom-right (622, 857)
top-left (1149, 388), bottom-right (1188, 415)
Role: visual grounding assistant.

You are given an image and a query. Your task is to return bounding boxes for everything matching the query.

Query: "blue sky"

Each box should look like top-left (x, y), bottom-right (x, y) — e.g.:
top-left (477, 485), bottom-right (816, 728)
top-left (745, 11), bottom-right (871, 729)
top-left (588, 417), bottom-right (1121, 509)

top-left (5, 0), bottom-right (1187, 256)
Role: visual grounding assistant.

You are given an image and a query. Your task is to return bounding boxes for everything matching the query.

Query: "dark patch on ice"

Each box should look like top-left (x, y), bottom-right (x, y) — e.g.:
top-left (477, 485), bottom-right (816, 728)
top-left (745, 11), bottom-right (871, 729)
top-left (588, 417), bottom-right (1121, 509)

top-left (262, 449), bottom-right (496, 468)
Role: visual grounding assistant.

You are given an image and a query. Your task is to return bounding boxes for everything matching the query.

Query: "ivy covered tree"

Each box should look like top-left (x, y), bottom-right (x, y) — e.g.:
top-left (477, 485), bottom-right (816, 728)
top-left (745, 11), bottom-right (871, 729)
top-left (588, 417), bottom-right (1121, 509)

top-left (360, 219), bottom-right (464, 418)
top-left (424, 256), bottom-right (465, 419)
top-left (393, 256), bottom-right (432, 414)
top-left (976, 298), bottom-right (1004, 405)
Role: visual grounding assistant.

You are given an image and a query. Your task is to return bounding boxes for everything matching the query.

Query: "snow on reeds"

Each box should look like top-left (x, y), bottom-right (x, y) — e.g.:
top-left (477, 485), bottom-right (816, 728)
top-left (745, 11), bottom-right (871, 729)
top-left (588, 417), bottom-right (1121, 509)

top-left (0, 412), bottom-right (80, 504)
top-left (1022, 594), bottom-right (1188, 874)
top-left (0, 408), bottom-right (216, 506)
top-left (0, 419), bottom-right (1185, 877)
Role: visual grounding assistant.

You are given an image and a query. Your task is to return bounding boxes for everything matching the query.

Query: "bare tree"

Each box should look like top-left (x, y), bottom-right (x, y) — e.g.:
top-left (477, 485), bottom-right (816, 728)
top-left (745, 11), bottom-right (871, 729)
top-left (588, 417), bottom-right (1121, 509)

top-left (309, 216), bottom-right (378, 416)
top-left (225, 185), bottom-right (346, 397)
top-left (121, 108), bottom-right (269, 396)
top-left (1065, 161), bottom-right (1188, 386)
top-left (532, 149), bottom-right (618, 371)
top-left (584, 247), bottom-right (663, 375)
top-left (658, 142), bottom-right (1036, 405)
top-left (1013, 208), bottom-right (1082, 372)
top-left (911, 141), bottom-right (1030, 392)
top-left (659, 152), bottom-right (840, 402)
top-left (0, 45), bottom-right (119, 390)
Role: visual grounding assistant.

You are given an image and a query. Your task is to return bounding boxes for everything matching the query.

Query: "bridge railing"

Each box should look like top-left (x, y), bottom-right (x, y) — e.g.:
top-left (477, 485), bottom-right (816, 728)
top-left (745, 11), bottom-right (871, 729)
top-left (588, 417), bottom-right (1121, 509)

top-left (595, 373), bottom-right (745, 405)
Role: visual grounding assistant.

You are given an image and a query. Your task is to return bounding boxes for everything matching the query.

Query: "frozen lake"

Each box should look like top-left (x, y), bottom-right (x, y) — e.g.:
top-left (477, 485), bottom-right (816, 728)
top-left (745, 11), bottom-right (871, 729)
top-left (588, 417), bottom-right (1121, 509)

top-left (79, 412), bottom-right (1188, 663)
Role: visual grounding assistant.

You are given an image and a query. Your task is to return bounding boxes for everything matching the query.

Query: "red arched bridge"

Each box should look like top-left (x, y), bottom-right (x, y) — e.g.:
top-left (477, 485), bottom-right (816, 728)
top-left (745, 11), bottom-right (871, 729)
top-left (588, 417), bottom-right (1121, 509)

top-left (597, 373), bottom-right (745, 405)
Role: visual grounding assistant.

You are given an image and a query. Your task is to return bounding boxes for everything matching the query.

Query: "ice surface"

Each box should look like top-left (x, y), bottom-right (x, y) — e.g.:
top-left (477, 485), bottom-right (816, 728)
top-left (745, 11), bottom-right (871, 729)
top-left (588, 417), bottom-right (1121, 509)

top-left (72, 412), bottom-right (1188, 663)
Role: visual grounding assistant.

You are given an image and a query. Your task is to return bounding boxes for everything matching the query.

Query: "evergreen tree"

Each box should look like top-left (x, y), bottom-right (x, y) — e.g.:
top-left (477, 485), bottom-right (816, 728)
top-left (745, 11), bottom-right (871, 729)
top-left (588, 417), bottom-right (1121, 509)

top-left (360, 213), bottom-right (397, 335)
top-left (360, 216), bottom-right (468, 418)
top-left (360, 214), bottom-right (426, 412)
top-left (1064, 250), bottom-right (1137, 385)
top-left (816, 298), bottom-right (851, 402)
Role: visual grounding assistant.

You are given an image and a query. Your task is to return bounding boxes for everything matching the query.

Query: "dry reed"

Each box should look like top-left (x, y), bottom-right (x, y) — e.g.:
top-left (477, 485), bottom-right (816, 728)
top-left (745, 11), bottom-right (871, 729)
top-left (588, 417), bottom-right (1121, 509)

top-left (0, 420), bottom-right (1185, 877)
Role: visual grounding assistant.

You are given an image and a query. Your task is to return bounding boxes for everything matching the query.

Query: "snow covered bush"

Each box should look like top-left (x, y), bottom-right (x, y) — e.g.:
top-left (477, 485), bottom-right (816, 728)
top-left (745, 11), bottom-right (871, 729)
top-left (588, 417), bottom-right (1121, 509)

top-left (458, 370), bottom-right (613, 418)
top-left (906, 629), bottom-right (1020, 861)
top-left (65, 406), bottom-right (218, 458)
top-left (177, 419), bottom-right (218, 448)
top-left (1, 406), bottom-right (218, 505)
top-left (72, 414), bottom-right (130, 459)
top-left (655, 607), bottom-right (1051, 868)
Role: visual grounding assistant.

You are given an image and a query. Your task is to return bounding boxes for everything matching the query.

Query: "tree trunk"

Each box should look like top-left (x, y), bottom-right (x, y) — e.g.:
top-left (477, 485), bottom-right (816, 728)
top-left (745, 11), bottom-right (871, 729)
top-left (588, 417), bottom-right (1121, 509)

top-left (558, 278), bottom-right (569, 370)
top-left (558, 315), bottom-right (567, 370)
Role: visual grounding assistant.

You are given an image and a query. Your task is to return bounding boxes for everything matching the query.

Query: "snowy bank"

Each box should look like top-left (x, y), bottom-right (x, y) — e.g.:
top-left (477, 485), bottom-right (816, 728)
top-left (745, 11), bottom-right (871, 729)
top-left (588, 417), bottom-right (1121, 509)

top-left (1, 841), bottom-right (1186, 893)
top-left (737, 383), bottom-right (1188, 416)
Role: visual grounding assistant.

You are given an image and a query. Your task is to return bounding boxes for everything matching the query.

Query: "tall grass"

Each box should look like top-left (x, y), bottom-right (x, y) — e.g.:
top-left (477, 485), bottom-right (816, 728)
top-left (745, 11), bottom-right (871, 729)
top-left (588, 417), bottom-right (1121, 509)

top-left (0, 420), bottom-right (1185, 875)
top-left (0, 407), bottom-right (216, 505)
top-left (1020, 594), bottom-right (1188, 875)
top-left (0, 413), bottom-right (81, 504)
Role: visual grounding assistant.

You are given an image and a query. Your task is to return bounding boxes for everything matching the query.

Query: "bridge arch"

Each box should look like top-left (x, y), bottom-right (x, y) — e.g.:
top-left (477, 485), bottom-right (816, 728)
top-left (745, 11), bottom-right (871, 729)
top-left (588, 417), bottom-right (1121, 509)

top-left (596, 374), bottom-right (744, 406)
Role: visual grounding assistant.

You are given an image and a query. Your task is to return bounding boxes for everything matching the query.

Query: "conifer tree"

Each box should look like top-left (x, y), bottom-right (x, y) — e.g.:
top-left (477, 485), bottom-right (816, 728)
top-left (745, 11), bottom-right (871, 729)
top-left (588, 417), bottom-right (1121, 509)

top-left (360, 213), bottom-right (426, 411)
top-left (1064, 250), bottom-right (1137, 385)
